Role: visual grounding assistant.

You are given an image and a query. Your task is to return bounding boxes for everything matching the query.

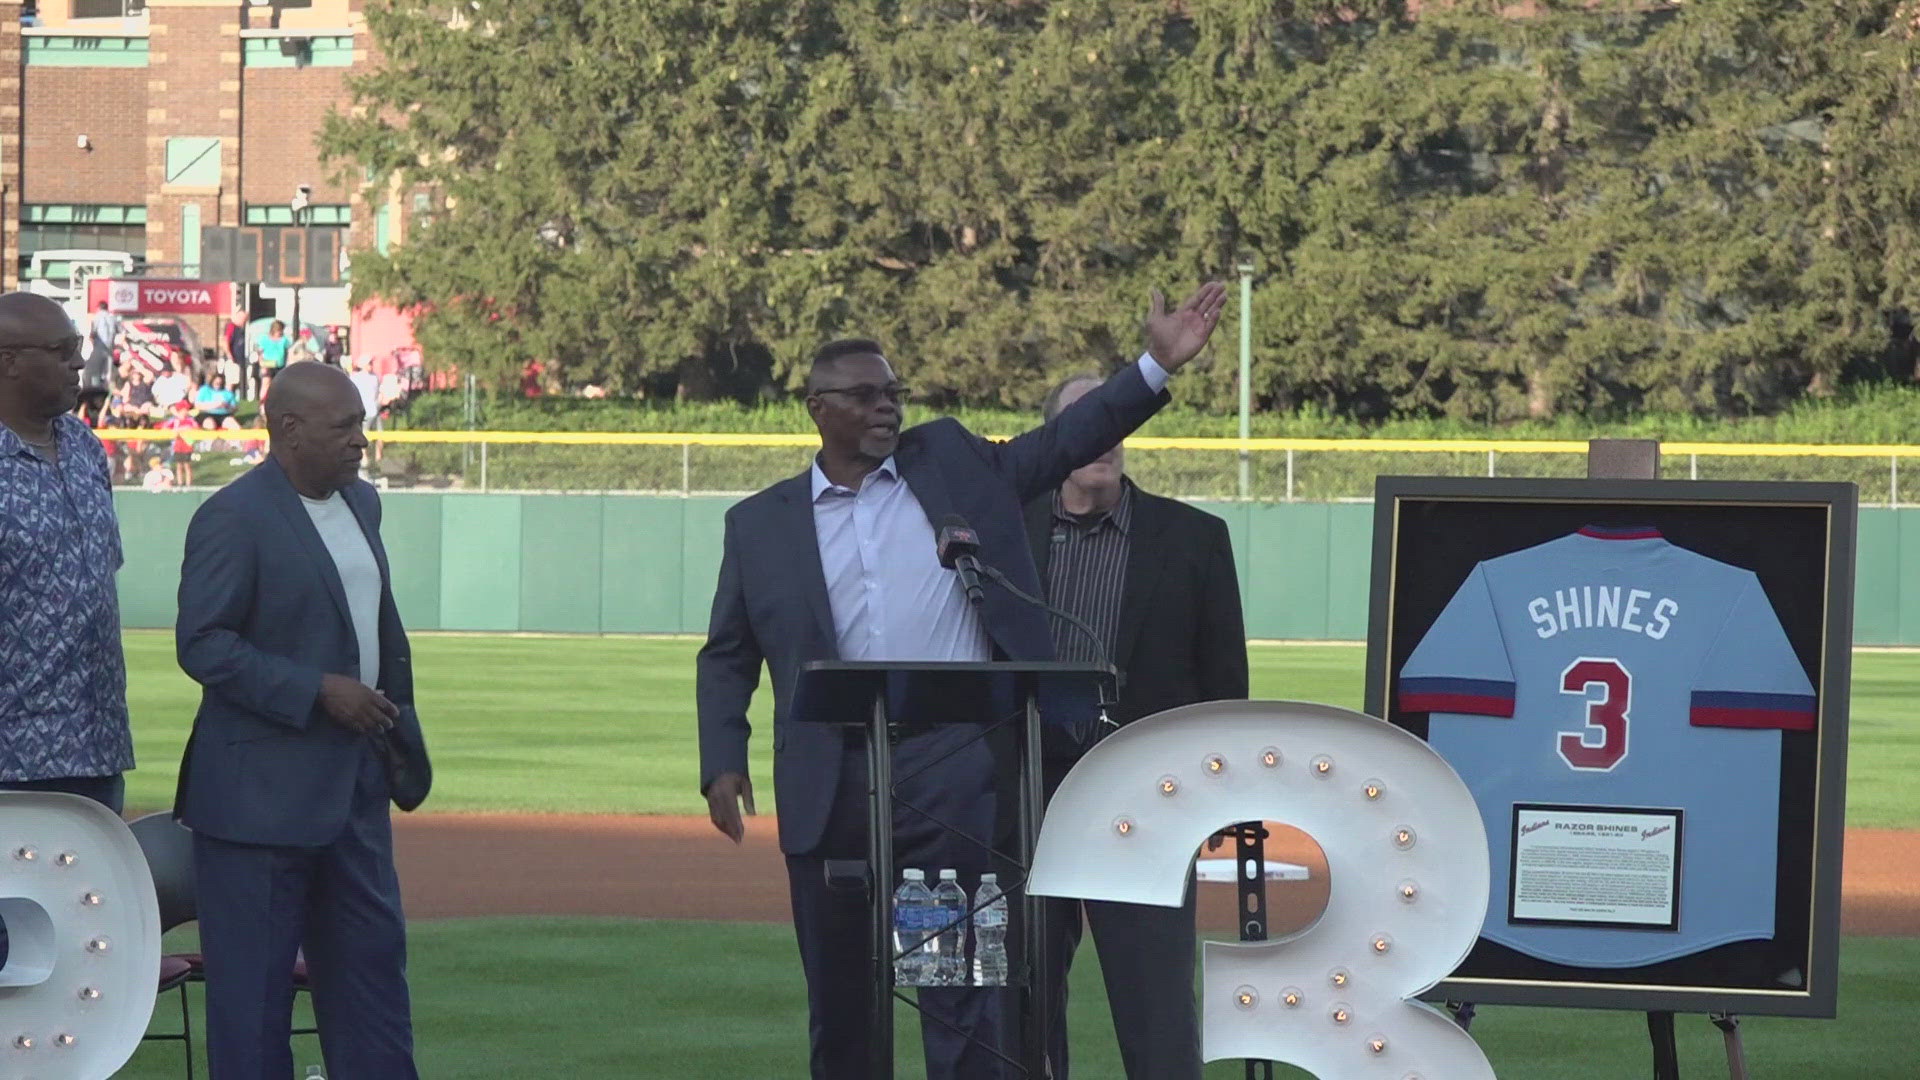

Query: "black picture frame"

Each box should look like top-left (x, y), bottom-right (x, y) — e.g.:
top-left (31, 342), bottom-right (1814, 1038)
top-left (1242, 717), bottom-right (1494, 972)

top-left (1363, 476), bottom-right (1854, 1017)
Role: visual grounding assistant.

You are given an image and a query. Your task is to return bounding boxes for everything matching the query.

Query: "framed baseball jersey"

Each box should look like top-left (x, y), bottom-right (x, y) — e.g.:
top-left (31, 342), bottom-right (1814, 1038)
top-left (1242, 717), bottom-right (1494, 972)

top-left (1365, 477), bottom-right (1854, 1018)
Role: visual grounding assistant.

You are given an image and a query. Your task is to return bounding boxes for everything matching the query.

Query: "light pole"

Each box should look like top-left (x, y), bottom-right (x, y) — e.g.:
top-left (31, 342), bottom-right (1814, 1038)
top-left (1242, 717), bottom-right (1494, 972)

top-left (290, 183), bottom-right (312, 340)
top-left (1237, 260), bottom-right (1255, 500)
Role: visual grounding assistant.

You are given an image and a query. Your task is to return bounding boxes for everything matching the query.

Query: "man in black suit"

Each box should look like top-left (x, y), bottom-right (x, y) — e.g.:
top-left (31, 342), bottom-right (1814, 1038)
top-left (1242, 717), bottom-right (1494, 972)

top-left (176, 361), bottom-right (430, 1078)
top-left (697, 283), bottom-right (1227, 1078)
top-left (1025, 372), bottom-right (1248, 1080)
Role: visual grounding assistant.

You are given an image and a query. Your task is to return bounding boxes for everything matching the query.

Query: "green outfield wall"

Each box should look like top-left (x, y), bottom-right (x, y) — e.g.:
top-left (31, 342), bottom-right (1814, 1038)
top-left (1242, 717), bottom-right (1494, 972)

top-left (116, 492), bottom-right (1909, 644)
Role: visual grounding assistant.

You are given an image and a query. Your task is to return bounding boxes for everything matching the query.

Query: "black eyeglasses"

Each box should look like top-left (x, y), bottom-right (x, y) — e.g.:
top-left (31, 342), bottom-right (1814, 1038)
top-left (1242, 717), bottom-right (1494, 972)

top-left (812, 383), bottom-right (910, 406)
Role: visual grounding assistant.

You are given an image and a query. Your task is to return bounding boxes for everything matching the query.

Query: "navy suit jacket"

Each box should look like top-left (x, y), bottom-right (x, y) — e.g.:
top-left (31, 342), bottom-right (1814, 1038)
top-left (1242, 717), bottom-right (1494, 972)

top-left (696, 363), bottom-right (1169, 855)
top-left (174, 457), bottom-right (427, 847)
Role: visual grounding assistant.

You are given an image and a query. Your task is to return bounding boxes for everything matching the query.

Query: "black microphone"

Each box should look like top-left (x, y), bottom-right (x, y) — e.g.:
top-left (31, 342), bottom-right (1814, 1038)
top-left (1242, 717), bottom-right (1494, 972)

top-left (936, 514), bottom-right (987, 605)
top-left (936, 513), bottom-right (1114, 685)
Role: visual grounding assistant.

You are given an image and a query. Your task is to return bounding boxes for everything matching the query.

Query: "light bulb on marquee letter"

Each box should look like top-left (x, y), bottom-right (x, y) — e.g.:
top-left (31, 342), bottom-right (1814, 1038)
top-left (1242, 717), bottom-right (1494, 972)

top-left (1029, 700), bottom-right (1496, 1079)
top-left (0, 792), bottom-right (162, 1079)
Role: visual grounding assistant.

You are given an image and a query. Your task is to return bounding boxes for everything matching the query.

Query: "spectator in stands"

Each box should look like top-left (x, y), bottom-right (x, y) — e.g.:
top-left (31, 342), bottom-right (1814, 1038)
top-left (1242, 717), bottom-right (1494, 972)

top-left (378, 368), bottom-right (410, 413)
top-left (349, 355), bottom-right (379, 420)
top-left (85, 300), bottom-right (119, 389)
top-left (197, 415), bottom-right (236, 458)
top-left (152, 362), bottom-right (191, 414)
top-left (102, 383), bottom-right (142, 480)
top-left (141, 453), bottom-right (175, 491)
top-left (254, 319), bottom-right (291, 394)
top-left (222, 415), bottom-right (264, 464)
top-left (225, 313), bottom-right (249, 398)
top-left (195, 372), bottom-right (238, 422)
top-left (290, 327), bottom-right (320, 366)
top-left (125, 365), bottom-right (158, 422)
top-left (159, 399), bottom-right (197, 486)
top-left (73, 386), bottom-right (110, 428)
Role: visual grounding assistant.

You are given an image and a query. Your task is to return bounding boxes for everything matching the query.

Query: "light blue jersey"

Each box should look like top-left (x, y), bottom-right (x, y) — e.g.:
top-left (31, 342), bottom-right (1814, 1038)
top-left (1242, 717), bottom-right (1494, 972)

top-left (1399, 527), bottom-right (1816, 968)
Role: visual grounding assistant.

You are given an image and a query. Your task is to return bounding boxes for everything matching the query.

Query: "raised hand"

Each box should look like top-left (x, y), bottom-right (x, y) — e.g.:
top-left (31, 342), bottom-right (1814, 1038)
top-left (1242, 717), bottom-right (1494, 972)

top-left (1143, 281), bottom-right (1229, 373)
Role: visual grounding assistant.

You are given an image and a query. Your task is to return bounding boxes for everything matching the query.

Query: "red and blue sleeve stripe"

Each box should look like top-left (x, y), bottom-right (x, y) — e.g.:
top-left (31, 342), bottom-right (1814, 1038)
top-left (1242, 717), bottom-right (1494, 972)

top-left (1690, 690), bottom-right (1817, 731)
top-left (1399, 677), bottom-right (1515, 718)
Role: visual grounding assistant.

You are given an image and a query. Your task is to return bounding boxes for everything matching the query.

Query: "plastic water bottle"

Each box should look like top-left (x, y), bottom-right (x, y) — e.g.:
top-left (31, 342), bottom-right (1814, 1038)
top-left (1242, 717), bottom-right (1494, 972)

top-left (892, 869), bottom-right (936, 986)
top-left (932, 869), bottom-right (969, 987)
top-left (972, 873), bottom-right (1009, 986)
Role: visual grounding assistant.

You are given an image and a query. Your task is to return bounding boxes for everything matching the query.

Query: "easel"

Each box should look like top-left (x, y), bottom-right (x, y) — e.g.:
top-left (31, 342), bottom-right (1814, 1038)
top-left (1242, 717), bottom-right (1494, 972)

top-left (1452, 439), bottom-right (1751, 1080)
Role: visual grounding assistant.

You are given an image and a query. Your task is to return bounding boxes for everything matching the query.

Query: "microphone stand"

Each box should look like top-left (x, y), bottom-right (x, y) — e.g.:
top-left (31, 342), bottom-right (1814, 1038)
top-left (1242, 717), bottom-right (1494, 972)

top-left (975, 562), bottom-right (1120, 740)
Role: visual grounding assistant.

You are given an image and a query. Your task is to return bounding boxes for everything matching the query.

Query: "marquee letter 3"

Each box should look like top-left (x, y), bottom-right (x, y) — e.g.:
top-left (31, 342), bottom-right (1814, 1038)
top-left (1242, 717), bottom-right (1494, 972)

top-left (1030, 701), bottom-right (1495, 1078)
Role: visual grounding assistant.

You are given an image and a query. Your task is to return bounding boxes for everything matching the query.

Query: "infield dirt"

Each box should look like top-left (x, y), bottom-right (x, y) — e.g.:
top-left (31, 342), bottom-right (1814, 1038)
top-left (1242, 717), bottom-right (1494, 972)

top-left (393, 815), bottom-right (1920, 935)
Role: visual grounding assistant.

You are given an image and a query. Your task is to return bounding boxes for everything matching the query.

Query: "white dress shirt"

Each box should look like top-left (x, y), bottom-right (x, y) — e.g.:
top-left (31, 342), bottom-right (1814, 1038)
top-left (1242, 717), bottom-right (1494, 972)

top-left (809, 354), bottom-right (1169, 661)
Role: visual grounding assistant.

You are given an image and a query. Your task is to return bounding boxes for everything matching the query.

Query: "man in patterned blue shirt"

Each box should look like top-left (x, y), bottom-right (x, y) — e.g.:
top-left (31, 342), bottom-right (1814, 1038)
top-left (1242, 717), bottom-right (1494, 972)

top-left (0, 291), bottom-right (133, 813)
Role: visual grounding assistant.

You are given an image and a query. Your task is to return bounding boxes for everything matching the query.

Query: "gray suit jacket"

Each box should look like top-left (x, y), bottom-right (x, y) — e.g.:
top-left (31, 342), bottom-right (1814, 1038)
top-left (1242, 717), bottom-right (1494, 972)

top-left (174, 457), bottom-right (428, 847)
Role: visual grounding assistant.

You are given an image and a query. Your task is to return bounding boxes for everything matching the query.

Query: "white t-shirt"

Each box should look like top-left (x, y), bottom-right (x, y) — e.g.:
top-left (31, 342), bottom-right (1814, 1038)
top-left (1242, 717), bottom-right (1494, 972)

top-left (151, 372), bottom-right (191, 410)
top-left (300, 490), bottom-right (382, 689)
top-left (350, 369), bottom-right (379, 418)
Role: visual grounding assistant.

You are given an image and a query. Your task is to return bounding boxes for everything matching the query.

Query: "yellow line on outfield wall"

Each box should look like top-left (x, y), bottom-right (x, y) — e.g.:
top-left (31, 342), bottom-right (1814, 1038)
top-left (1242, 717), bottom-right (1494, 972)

top-left (88, 429), bottom-right (1920, 457)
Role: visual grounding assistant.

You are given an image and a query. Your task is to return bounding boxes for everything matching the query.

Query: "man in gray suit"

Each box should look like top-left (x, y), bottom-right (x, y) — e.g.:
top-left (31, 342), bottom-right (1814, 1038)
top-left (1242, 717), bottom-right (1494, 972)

top-left (176, 361), bottom-right (430, 1079)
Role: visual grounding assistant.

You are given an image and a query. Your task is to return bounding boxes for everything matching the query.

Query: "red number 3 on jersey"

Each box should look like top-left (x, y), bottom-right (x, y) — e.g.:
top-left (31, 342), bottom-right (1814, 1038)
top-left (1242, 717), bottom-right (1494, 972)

top-left (1558, 657), bottom-right (1630, 771)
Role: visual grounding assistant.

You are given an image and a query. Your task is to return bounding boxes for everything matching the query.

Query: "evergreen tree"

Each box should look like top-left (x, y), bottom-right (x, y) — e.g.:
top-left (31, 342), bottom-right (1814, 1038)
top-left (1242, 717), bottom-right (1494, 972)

top-left (325, 0), bottom-right (1920, 418)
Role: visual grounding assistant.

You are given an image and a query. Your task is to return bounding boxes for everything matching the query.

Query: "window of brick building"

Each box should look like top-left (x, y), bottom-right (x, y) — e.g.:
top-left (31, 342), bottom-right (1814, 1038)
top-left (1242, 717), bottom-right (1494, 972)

top-left (18, 204), bottom-right (147, 282)
top-left (164, 137), bottom-right (222, 188)
top-left (26, 36), bottom-right (150, 67)
top-left (72, 0), bottom-right (147, 18)
top-left (243, 35), bottom-right (352, 69)
top-left (243, 204), bottom-right (350, 227)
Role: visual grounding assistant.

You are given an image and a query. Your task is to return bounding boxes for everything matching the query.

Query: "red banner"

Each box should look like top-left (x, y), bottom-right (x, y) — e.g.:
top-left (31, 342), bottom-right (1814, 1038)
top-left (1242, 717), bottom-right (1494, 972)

top-left (87, 278), bottom-right (238, 316)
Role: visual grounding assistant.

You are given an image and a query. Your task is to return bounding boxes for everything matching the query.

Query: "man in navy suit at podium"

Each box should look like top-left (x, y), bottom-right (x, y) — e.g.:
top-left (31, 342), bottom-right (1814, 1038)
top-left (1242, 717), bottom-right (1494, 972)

top-left (696, 283), bottom-right (1226, 1078)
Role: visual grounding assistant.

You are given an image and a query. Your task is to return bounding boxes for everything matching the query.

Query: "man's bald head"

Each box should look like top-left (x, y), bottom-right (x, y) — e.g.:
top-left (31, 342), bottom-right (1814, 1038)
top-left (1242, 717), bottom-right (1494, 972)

top-left (266, 361), bottom-right (369, 496)
top-left (0, 292), bottom-right (76, 346)
top-left (0, 292), bottom-right (83, 420)
top-left (265, 360), bottom-right (358, 435)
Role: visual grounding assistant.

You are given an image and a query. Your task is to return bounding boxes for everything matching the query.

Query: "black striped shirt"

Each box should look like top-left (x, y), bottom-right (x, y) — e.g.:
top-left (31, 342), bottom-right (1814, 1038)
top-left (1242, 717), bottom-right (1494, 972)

top-left (1043, 481), bottom-right (1133, 665)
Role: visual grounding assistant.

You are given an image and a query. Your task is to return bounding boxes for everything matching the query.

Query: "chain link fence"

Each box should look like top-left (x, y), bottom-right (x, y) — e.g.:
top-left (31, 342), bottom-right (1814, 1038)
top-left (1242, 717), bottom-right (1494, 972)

top-left (99, 432), bottom-right (1920, 506)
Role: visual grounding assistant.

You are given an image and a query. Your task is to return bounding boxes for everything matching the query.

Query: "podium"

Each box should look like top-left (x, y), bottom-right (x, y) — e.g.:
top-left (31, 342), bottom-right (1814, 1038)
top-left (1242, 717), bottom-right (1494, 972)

top-left (793, 659), bottom-right (1117, 1080)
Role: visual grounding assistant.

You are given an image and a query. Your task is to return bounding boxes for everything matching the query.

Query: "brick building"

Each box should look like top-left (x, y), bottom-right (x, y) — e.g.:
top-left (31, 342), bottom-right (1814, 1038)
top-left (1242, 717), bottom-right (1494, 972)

top-left (1, 0), bottom-right (411, 344)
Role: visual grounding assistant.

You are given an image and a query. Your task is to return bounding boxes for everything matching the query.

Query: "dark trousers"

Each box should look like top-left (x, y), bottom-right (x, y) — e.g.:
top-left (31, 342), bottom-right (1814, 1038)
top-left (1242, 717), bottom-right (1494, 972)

top-left (1031, 759), bottom-right (1200, 1080)
top-left (0, 773), bottom-right (125, 969)
top-left (0, 772), bottom-right (125, 813)
top-left (1042, 890), bottom-right (1201, 1080)
top-left (786, 734), bottom-right (1011, 1080)
top-left (194, 745), bottom-right (418, 1080)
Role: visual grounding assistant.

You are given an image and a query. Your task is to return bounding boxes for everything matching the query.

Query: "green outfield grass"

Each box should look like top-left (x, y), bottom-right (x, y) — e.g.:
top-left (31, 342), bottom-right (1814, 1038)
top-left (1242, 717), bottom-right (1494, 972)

top-left (121, 632), bottom-right (1920, 827)
top-left (115, 921), bottom-right (1920, 1079)
top-left (109, 635), bottom-right (1919, 1078)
